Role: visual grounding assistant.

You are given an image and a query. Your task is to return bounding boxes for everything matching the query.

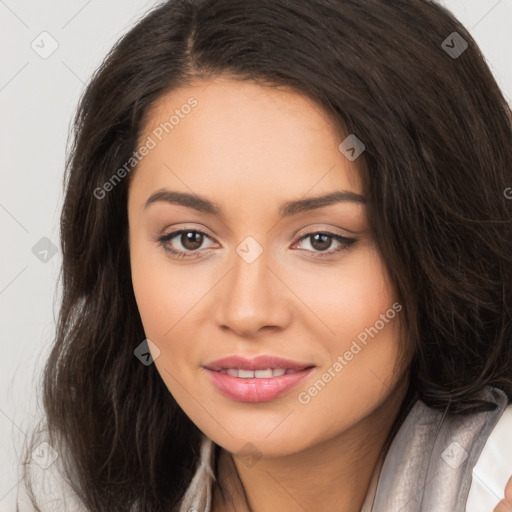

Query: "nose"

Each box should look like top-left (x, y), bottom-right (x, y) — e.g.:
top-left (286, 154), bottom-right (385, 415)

top-left (213, 246), bottom-right (292, 339)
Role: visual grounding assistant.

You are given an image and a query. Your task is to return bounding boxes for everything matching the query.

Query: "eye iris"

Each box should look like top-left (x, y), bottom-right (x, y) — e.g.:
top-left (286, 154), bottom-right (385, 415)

top-left (311, 233), bottom-right (331, 251)
top-left (182, 231), bottom-right (203, 250)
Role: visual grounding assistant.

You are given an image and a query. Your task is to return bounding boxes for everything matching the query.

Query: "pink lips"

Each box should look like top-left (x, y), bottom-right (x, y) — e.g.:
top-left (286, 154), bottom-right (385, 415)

top-left (203, 355), bottom-right (315, 403)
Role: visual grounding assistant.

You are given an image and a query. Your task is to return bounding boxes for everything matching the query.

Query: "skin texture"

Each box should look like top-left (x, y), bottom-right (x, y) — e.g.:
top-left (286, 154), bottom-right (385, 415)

top-left (126, 77), bottom-right (415, 512)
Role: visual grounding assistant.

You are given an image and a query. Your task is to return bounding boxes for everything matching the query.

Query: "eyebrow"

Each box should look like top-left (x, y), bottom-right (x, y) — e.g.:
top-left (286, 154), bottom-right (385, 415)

top-left (144, 189), bottom-right (366, 217)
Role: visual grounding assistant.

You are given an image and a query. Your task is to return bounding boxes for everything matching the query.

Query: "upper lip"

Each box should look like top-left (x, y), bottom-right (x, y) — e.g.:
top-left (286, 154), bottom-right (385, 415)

top-left (204, 355), bottom-right (315, 372)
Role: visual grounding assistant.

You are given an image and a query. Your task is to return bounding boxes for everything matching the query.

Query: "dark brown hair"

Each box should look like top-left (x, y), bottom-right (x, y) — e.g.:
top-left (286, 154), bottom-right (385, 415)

top-left (20, 0), bottom-right (512, 510)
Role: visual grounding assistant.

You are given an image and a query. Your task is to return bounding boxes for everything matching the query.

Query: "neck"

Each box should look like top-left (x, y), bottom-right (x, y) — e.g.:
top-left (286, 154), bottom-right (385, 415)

top-left (213, 373), bottom-right (412, 512)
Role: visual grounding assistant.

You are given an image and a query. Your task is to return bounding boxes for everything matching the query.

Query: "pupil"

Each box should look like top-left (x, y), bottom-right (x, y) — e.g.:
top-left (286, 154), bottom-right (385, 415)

top-left (182, 232), bottom-right (203, 250)
top-left (311, 233), bottom-right (331, 251)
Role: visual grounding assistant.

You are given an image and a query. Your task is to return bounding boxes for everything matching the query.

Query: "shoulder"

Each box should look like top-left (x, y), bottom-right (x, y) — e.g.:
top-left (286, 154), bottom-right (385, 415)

top-left (466, 402), bottom-right (512, 511)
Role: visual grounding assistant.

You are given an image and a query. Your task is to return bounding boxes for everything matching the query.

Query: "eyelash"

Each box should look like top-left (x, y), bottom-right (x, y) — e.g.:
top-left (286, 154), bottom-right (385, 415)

top-left (156, 229), bottom-right (357, 260)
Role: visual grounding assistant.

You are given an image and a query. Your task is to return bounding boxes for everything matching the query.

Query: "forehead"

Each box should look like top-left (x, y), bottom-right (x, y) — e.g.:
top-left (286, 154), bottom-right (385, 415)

top-left (129, 77), bottom-right (362, 207)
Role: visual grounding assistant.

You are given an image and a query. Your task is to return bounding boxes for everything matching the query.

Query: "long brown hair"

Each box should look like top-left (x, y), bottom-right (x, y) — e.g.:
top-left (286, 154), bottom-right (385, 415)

top-left (21, 0), bottom-right (512, 510)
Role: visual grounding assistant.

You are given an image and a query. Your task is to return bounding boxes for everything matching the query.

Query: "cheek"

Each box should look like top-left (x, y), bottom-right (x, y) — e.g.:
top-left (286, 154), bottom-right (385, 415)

top-left (289, 244), bottom-right (403, 402)
top-left (130, 248), bottom-right (199, 404)
top-left (287, 243), bottom-right (398, 347)
top-left (130, 233), bottom-right (196, 336)
top-left (129, 239), bottom-right (214, 378)
top-left (292, 331), bottom-right (403, 451)
top-left (130, 249), bottom-right (170, 340)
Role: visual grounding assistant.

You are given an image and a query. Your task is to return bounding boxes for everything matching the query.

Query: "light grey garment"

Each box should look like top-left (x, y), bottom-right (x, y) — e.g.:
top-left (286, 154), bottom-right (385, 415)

top-left (369, 386), bottom-right (508, 512)
top-left (178, 386), bottom-right (509, 512)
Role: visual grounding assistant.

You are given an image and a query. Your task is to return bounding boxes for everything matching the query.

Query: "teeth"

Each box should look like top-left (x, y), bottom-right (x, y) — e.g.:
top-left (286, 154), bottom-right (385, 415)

top-left (255, 369), bottom-right (273, 378)
top-left (220, 368), bottom-right (294, 378)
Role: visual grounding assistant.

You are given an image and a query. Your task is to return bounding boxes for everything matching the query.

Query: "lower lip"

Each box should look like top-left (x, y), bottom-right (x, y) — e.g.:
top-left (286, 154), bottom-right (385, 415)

top-left (204, 367), bottom-right (315, 403)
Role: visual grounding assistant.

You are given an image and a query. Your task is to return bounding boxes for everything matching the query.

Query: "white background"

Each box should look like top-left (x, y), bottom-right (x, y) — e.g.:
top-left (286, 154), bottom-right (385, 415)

top-left (1, 1), bottom-right (511, 510)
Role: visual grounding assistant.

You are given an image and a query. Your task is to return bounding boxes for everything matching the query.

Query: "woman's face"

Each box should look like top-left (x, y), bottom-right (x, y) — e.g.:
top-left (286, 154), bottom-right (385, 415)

top-left (127, 77), bottom-right (408, 457)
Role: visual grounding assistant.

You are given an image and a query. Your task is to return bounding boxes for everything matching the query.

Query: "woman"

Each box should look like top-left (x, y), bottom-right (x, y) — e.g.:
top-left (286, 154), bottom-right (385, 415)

top-left (17, 0), bottom-right (512, 511)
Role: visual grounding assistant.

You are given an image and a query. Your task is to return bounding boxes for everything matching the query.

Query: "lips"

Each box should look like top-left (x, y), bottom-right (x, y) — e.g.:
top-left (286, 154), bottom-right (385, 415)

top-left (203, 355), bottom-right (316, 402)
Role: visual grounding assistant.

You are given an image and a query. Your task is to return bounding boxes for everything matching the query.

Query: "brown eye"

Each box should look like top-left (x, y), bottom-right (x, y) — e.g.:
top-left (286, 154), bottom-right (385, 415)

top-left (294, 231), bottom-right (357, 257)
top-left (157, 229), bottom-right (216, 259)
top-left (309, 233), bottom-right (333, 251)
top-left (180, 231), bottom-right (204, 251)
